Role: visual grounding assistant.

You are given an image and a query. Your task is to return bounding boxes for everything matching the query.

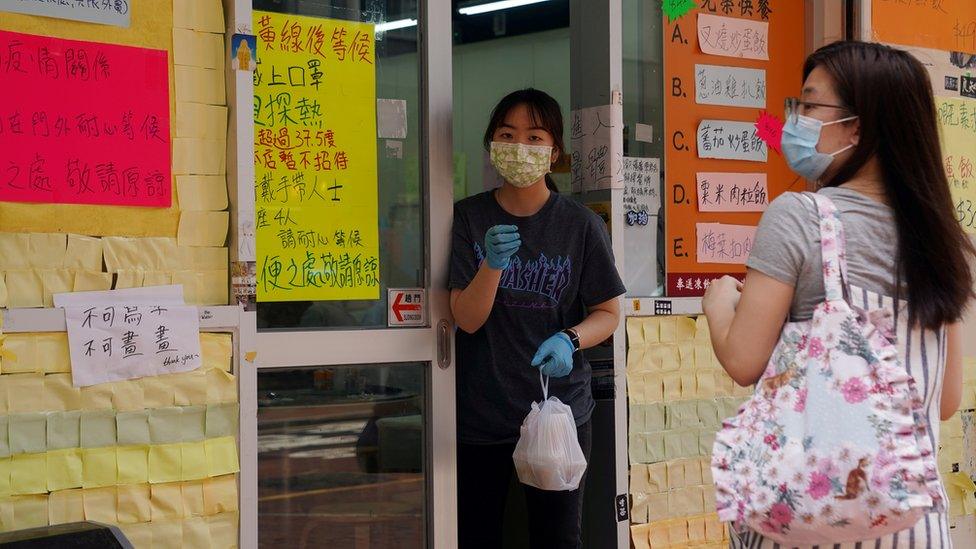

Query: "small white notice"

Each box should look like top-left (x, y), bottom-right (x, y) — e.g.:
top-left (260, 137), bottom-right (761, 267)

top-left (695, 64), bottom-right (766, 108)
top-left (388, 288), bottom-right (426, 327)
top-left (622, 157), bottom-right (662, 297)
top-left (56, 287), bottom-right (202, 387)
top-left (570, 100), bottom-right (624, 192)
top-left (697, 120), bottom-right (768, 162)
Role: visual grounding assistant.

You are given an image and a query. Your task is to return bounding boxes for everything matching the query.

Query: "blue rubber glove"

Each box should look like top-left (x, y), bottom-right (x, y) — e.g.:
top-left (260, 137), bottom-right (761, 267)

top-left (531, 332), bottom-right (575, 378)
top-left (484, 225), bottom-right (521, 270)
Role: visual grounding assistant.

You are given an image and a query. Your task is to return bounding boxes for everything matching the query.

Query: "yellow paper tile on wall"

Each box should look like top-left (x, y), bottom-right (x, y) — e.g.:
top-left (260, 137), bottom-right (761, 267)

top-left (172, 271), bottom-right (200, 304)
top-left (151, 482), bottom-right (185, 521)
top-left (662, 373), bottom-right (681, 401)
top-left (176, 175), bottom-right (229, 211)
top-left (644, 374), bottom-right (664, 403)
top-left (117, 445), bottom-right (150, 485)
top-left (48, 489), bottom-right (85, 526)
top-left (117, 484), bottom-right (152, 524)
top-left (648, 462), bottom-right (667, 493)
top-left (688, 516), bottom-right (707, 545)
top-left (627, 318), bottom-right (645, 347)
top-left (1, 334), bottom-right (37, 374)
top-left (172, 371), bottom-right (208, 406)
top-left (207, 368), bottom-right (238, 403)
top-left (7, 373), bottom-right (44, 413)
top-left (208, 511), bottom-right (239, 548)
top-left (629, 435), bottom-right (648, 464)
top-left (83, 486), bottom-right (118, 523)
top-left (178, 211), bottom-right (229, 247)
top-left (182, 441), bottom-right (209, 481)
top-left (47, 411), bottom-right (81, 450)
top-left (73, 271), bottom-right (113, 292)
top-left (676, 316), bottom-right (697, 342)
top-left (40, 269), bottom-right (74, 307)
top-left (204, 474), bottom-right (239, 514)
top-left (0, 498), bottom-right (12, 532)
top-left (631, 491), bottom-right (649, 524)
top-left (149, 407), bottom-right (184, 445)
top-left (173, 0), bottom-right (225, 33)
top-left (668, 517), bottom-right (689, 546)
top-left (0, 233), bottom-right (30, 269)
top-left (695, 316), bottom-right (711, 342)
top-left (631, 523), bottom-right (651, 549)
top-left (627, 373), bottom-right (646, 404)
top-left (29, 233), bottom-right (67, 269)
top-left (114, 270), bottom-right (144, 290)
top-left (47, 449), bottom-right (83, 492)
top-left (181, 406), bottom-right (207, 443)
top-left (647, 492), bottom-right (670, 522)
top-left (202, 333), bottom-right (233, 372)
top-left (174, 137), bottom-right (227, 176)
top-left (646, 402), bottom-right (666, 431)
top-left (175, 102), bottom-right (228, 140)
top-left (140, 376), bottom-right (176, 408)
top-left (82, 447), bottom-right (117, 488)
top-left (150, 443), bottom-right (183, 484)
top-left (658, 317), bottom-right (677, 343)
top-left (80, 383), bottom-right (115, 411)
top-left (680, 373), bottom-right (698, 399)
top-left (111, 380), bottom-right (145, 412)
top-left (0, 271), bottom-right (8, 308)
top-left (10, 453), bottom-right (47, 495)
top-left (182, 479), bottom-right (206, 517)
top-left (118, 523), bottom-right (153, 548)
top-left (705, 514), bottom-right (724, 542)
top-left (11, 494), bottom-right (48, 530)
top-left (631, 463), bottom-right (650, 493)
top-left (0, 457), bottom-right (9, 497)
top-left (655, 346), bottom-right (679, 372)
top-left (5, 270), bottom-right (44, 308)
top-left (648, 520), bottom-right (670, 548)
top-left (701, 457), bottom-right (714, 485)
top-left (627, 348), bottom-right (646, 373)
top-left (642, 318), bottom-right (661, 345)
top-left (173, 29), bottom-right (224, 70)
top-left (646, 432), bottom-right (666, 464)
top-left (143, 271), bottom-right (174, 287)
top-left (37, 333), bottom-right (70, 374)
top-left (145, 237), bottom-right (181, 271)
top-left (102, 237), bottom-right (141, 272)
top-left (677, 344), bottom-right (696, 370)
top-left (0, 416), bottom-right (8, 458)
top-left (685, 458), bottom-right (704, 486)
top-left (206, 437), bottom-right (239, 477)
top-left (0, 379), bottom-right (8, 415)
top-left (9, 412), bottom-right (47, 454)
top-left (188, 247), bottom-right (229, 271)
top-left (184, 516), bottom-right (214, 547)
top-left (198, 270), bottom-right (229, 305)
top-left (175, 65), bottom-right (226, 106)
top-left (704, 486), bottom-right (718, 512)
top-left (667, 460), bottom-right (687, 491)
top-left (63, 235), bottom-right (103, 271)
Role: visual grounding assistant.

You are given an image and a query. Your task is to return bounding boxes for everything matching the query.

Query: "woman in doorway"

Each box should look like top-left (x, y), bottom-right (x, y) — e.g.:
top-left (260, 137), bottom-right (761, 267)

top-left (703, 41), bottom-right (974, 547)
top-left (449, 88), bottom-right (625, 549)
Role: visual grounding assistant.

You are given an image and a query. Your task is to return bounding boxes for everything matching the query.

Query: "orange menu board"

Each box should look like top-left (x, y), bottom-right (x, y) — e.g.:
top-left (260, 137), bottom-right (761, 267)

top-left (663, 0), bottom-right (805, 297)
top-left (873, 0), bottom-right (976, 56)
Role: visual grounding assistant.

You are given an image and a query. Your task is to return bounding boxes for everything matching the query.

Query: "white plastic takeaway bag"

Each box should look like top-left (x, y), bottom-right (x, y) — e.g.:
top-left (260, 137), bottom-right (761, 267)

top-left (512, 375), bottom-right (588, 491)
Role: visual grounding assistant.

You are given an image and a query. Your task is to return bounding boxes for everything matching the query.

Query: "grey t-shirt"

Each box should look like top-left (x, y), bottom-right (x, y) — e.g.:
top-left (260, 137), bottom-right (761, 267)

top-left (747, 187), bottom-right (898, 320)
top-left (449, 191), bottom-right (626, 444)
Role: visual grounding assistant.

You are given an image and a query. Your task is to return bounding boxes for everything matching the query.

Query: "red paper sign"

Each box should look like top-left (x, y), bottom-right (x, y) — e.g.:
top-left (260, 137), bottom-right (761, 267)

top-left (0, 31), bottom-right (171, 207)
top-left (754, 111), bottom-right (784, 155)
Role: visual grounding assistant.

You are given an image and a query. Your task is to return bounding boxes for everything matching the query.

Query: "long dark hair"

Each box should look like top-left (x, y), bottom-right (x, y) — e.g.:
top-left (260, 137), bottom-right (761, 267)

top-left (483, 88), bottom-right (564, 192)
top-left (807, 41), bottom-right (975, 329)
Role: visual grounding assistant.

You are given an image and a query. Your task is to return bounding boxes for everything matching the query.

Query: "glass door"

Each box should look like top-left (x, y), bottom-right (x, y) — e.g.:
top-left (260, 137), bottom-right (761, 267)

top-left (241, 0), bottom-right (456, 547)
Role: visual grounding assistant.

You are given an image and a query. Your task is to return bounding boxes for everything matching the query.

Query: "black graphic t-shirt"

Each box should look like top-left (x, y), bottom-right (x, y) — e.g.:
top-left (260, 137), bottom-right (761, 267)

top-left (449, 191), bottom-right (626, 444)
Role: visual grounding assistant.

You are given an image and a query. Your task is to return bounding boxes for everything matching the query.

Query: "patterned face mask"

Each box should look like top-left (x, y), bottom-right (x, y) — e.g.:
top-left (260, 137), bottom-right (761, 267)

top-left (489, 142), bottom-right (553, 188)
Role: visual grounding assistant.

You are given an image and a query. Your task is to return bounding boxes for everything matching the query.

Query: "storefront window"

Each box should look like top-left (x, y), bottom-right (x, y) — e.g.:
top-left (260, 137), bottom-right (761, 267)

top-left (253, 0), bottom-right (424, 330)
top-left (257, 363), bottom-right (427, 547)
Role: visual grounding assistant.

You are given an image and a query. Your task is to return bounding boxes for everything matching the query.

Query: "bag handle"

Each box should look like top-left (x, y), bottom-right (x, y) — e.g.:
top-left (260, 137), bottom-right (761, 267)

top-left (540, 372), bottom-right (549, 401)
top-left (805, 192), bottom-right (850, 303)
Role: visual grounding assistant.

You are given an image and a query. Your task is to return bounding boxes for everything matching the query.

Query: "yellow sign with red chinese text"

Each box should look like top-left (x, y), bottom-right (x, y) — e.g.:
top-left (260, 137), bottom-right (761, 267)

top-left (254, 11), bottom-right (379, 301)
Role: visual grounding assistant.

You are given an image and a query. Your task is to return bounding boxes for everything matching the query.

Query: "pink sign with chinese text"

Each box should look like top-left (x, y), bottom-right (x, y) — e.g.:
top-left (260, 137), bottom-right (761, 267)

top-left (0, 30), bottom-right (171, 207)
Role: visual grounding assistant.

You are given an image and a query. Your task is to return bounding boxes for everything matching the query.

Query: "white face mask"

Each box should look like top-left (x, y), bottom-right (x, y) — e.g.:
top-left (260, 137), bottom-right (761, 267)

top-left (489, 141), bottom-right (553, 188)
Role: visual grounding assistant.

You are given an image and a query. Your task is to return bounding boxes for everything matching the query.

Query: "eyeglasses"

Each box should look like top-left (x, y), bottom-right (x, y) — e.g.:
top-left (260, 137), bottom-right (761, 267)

top-left (784, 97), bottom-right (850, 124)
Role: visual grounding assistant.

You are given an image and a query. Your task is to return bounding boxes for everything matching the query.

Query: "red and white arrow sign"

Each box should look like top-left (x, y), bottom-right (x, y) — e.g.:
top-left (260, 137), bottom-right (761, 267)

top-left (391, 292), bottom-right (422, 322)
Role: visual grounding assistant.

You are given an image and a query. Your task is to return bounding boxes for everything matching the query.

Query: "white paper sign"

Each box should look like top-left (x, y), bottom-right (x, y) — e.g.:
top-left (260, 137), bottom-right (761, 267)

top-left (65, 304), bottom-right (203, 387)
top-left (697, 13), bottom-right (769, 61)
top-left (570, 101), bottom-right (624, 192)
top-left (696, 172), bottom-right (769, 212)
top-left (0, 0), bottom-right (131, 27)
top-left (695, 64), bottom-right (766, 108)
top-left (697, 120), bottom-right (768, 162)
top-left (377, 99), bottom-right (408, 139)
top-left (622, 157), bottom-right (662, 296)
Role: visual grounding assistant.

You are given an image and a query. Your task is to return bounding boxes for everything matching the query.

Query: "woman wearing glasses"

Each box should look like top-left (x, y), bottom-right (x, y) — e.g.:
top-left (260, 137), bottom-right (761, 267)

top-left (702, 41), bottom-right (974, 547)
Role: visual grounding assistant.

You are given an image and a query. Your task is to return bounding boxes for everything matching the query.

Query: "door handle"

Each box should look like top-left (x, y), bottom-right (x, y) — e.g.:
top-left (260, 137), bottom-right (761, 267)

top-left (437, 319), bottom-right (452, 369)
